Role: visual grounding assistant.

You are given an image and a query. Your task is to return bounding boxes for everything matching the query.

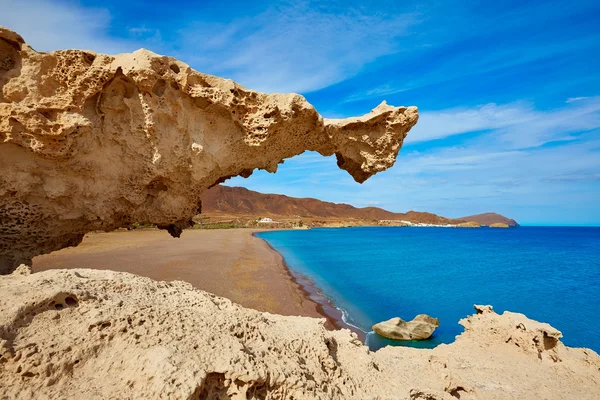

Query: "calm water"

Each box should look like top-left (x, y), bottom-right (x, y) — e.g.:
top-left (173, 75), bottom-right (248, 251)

top-left (257, 227), bottom-right (600, 352)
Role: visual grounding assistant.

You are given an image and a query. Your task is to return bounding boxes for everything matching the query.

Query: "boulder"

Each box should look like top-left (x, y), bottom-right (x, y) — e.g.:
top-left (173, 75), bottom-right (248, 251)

top-left (373, 314), bottom-right (440, 340)
top-left (457, 221), bottom-right (480, 228)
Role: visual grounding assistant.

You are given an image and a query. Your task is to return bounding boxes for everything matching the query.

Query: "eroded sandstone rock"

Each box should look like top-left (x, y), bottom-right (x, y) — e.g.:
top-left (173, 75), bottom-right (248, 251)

top-left (0, 27), bottom-right (419, 273)
top-left (373, 314), bottom-right (440, 340)
top-left (1, 270), bottom-right (599, 399)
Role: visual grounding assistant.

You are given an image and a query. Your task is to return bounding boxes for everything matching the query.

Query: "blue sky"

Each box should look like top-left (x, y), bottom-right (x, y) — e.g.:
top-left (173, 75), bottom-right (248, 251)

top-left (3, 0), bottom-right (600, 225)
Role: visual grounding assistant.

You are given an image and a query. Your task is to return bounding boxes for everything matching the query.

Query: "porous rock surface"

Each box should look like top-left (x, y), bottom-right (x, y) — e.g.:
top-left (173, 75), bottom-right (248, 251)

top-left (0, 27), bottom-right (418, 272)
top-left (373, 314), bottom-right (440, 340)
top-left (1, 269), bottom-right (600, 400)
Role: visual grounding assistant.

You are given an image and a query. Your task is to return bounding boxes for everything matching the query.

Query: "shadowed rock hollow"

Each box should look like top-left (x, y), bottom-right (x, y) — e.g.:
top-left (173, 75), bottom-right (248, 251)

top-left (0, 27), bottom-right (418, 273)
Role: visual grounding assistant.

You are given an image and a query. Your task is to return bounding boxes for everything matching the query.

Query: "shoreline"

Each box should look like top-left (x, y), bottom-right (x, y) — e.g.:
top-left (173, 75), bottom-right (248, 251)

top-left (253, 232), bottom-right (367, 342)
top-left (33, 229), bottom-right (324, 320)
top-left (32, 228), bottom-right (364, 339)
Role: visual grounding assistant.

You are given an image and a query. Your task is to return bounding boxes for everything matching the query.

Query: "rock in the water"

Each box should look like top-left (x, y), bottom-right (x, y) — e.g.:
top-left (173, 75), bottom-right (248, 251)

top-left (457, 221), bottom-right (480, 228)
top-left (373, 314), bottom-right (440, 340)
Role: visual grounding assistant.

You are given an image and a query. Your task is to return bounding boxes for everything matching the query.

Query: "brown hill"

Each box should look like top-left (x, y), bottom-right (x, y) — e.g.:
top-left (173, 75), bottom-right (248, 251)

top-left (460, 213), bottom-right (519, 227)
top-left (202, 185), bottom-right (510, 226)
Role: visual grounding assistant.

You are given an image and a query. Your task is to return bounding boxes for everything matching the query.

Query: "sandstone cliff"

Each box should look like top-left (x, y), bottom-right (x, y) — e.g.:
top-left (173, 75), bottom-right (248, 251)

top-left (0, 27), bottom-right (418, 273)
top-left (1, 268), bottom-right (599, 399)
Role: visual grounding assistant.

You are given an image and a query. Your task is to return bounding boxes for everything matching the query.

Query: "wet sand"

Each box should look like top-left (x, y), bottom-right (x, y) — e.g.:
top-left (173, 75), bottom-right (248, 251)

top-left (33, 228), bottom-right (360, 337)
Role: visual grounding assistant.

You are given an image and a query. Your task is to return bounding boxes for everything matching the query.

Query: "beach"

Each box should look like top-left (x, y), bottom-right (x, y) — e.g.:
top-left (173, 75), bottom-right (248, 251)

top-left (33, 228), bottom-right (354, 334)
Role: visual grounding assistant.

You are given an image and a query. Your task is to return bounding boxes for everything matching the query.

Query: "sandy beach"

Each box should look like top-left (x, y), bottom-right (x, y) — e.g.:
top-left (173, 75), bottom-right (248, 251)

top-left (33, 228), bottom-right (354, 334)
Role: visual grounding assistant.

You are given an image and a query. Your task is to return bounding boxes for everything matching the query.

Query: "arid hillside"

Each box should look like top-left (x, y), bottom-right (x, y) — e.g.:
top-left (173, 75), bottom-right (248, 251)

top-left (201, 185), bottom-right (518, 226)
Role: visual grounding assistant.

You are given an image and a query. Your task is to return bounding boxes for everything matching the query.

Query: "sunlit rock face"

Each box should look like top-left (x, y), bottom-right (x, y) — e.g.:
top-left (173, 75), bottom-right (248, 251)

top-left (0, 27), bottom-right (418, 273)
top-left (1, 270), bottom-right (600, 399)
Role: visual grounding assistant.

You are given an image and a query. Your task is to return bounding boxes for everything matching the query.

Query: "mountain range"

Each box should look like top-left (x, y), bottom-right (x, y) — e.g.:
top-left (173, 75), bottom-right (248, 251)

top-left (201, 185), bottom-right (519, 226)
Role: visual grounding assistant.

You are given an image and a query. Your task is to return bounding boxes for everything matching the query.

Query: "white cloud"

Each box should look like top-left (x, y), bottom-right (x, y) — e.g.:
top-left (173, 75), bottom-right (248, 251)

top-left (566, 96), bottom-right (590, 103)
top-left (398, 139), bottom-right (600, 180)
top-left (128, 27), bottom-right (154, 35)
top-left (177, 2), bottom-right (418, 93)
top-left (0, 0), bottom-right (415, 94)
top-left (344, 84), bottom-right (410, 103)
top-left (0, 0), bottom-right (135, 54)
top-left (407, 97), bottom-right (600, 148)
top-left (407, 103), bottom-right (532, 143)
top-left (545, 171), bottom-right (600, 182)
top-left (496, 99), bottom-right (600, 148)
top-left (395, 149), bottom-right (526, 173)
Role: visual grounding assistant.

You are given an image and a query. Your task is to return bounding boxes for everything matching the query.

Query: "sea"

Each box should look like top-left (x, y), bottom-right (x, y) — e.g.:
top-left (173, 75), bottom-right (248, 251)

top-left (256, 226), bottom-right (600, 352)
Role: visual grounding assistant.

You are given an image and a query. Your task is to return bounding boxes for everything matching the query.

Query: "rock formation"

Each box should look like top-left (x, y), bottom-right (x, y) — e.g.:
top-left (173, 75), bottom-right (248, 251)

top-left (489, 223), bottom-right (509, 228)
top-left (457, 221), bottom-right (480, 228)
top-left (373, 314), bottom-right (440, 340)
top-left (0, 27), bottom-right (418, 273)
top-left (2, 269), bottom-right (600, 399)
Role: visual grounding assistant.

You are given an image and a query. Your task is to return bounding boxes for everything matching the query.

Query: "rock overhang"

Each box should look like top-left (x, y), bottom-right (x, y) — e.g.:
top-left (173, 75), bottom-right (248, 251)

top-left (0, 26), bottom-right (418, 273)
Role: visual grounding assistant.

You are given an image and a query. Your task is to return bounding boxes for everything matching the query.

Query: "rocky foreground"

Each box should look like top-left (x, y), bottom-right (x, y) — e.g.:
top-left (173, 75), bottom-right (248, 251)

top-left (1, 268), bottom-right (599, 400)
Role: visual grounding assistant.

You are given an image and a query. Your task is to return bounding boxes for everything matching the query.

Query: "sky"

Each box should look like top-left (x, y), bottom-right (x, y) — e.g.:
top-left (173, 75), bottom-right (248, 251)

top-left (2, 0), bottom-right (600, 225)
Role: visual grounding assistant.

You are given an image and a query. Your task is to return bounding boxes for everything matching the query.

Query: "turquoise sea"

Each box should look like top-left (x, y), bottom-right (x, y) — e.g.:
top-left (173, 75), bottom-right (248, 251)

top-left (257, 227), bottom-right (600, 352)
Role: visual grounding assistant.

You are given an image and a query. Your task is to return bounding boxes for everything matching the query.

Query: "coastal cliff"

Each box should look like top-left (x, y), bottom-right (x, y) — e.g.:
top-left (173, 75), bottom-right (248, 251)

top-left (1, 268), bottom-right (599, 399)
top-left (0, 26), bottom-right (418, 273)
